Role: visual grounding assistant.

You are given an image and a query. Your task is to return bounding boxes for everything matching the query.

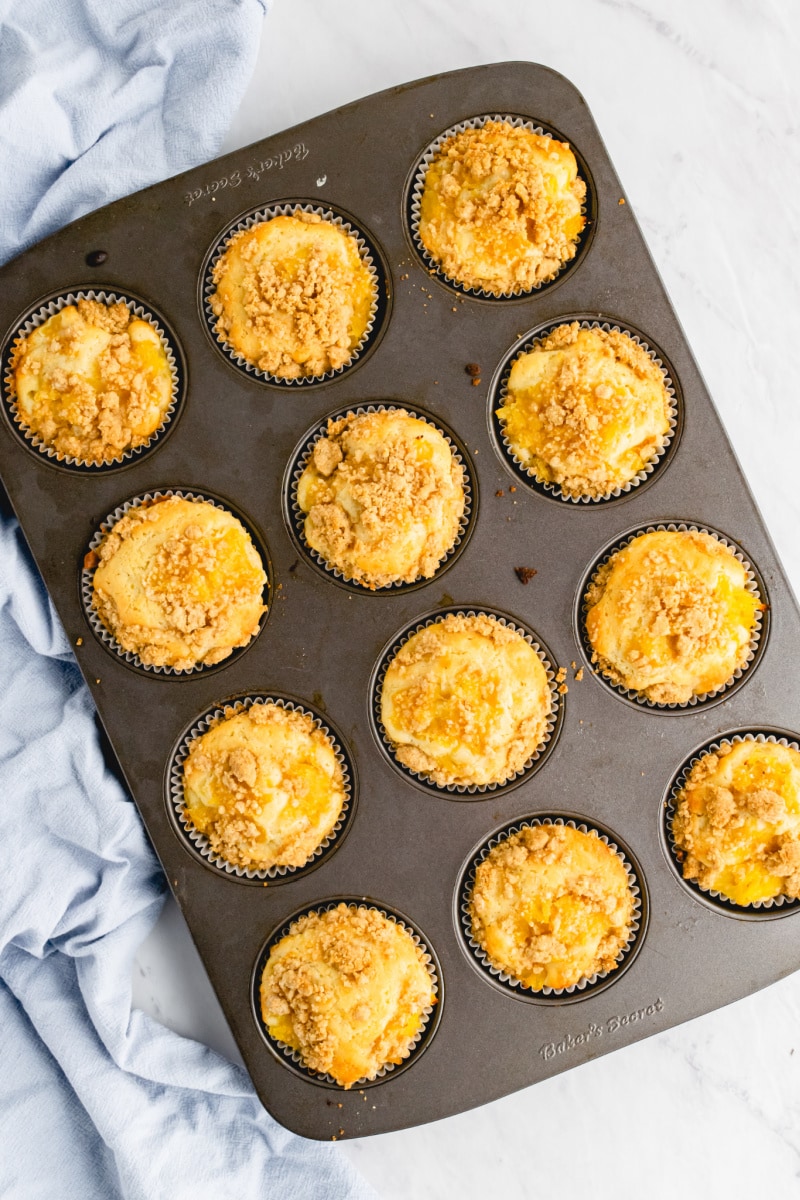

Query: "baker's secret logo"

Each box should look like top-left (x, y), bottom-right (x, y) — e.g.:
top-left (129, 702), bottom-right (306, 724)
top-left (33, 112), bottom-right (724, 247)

top-left (184, 142), bottom-right (310, 206)
top-left (538, 996), bottom-right (664, 1062)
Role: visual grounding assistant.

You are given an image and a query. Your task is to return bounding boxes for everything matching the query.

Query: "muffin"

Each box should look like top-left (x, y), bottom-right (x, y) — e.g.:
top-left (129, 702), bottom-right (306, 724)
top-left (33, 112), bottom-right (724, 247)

top-left (496, 323), bottom-right (672, 497)
top-left (380, 613), bottom-right (552, 787)
top-left (417, 121), bottom-right (585, 294)
top-left (9, 298), bottom-right (173, 463)
top-left (90, 495), bottom-right (267, 670)
top-left (259, 903), bottom-right (436, 1087)
top-left (585, 529), bottom-right (762, 704)
top-left (469, 824), bottom-right (635, 990)
top-left (182, 703), bottom-right (346, 871)
top-left (296, 409), bottom-right (466, 588)
top-left (209, 212), bottom-right (376, 379)
top-left (672, 740), bottom-right (800, 906)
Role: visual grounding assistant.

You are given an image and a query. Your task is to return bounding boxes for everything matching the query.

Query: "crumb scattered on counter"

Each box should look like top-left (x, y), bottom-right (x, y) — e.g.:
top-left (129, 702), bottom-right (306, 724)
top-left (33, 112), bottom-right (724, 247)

top-left (514, 566), bottom-right (537, 584)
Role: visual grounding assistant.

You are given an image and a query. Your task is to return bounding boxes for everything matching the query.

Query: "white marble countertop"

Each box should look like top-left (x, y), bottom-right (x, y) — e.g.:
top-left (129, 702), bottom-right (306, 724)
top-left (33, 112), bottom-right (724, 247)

top-left (133, 1), bottom-right (800, 1194)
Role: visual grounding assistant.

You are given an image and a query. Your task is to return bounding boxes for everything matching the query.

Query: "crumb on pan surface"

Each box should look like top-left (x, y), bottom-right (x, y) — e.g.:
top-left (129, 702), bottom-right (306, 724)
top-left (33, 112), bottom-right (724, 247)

top-left (380, 613), bottom-right (551, 787)
top-left (418, 121), bottom-right (585, 294)
top-left (10, 298), bottom-right (173, 463)
top-left (182, 702), bottom-right (346, 870)
top-left (296, 409), bottom-right (466, 588)
top-left (672, 740), bottom-right (800, 905)
top-left (209, 212), bottom-right (376, 379)
top-left (259, 903), bottom-right (436, 1087)
top-left (497, 323), bottom-right (672, 497)
top-left (91, 495), bottom-right (267, 670)
top-left (585, 529), bottom-right (762, 705)
top-left (469, 824), bottom-right (635, 990)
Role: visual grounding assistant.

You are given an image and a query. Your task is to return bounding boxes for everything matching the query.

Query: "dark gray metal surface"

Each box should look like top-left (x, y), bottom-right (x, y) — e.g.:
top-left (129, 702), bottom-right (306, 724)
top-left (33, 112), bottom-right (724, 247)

top-left (1, 62), bottom-right (798, 1141)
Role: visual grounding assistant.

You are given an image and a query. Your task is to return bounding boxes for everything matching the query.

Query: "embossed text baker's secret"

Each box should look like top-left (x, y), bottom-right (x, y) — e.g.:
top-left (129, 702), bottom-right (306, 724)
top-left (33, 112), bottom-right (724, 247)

top-left (184, 142), bottom-right (310, 206)
top-left (538, 997), bottom-right (664, 1063)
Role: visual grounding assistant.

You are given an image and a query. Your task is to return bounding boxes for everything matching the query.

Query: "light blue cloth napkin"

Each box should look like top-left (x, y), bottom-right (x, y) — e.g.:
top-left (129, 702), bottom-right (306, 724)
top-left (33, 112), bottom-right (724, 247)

top-left (0, 4), bottom-right (376, 1197)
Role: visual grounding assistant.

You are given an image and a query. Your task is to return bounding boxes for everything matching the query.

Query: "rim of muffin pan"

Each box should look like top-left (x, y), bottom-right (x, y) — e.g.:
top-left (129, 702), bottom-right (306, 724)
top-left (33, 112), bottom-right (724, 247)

top-left (165, 693), bottom-right (357, 884)
top-left (487, 313), bottom-right (683, 505)
top-left (80, 487), bottom-right (273, 678)
top-left (198, 200), bottom-right (391, 387)
top-left (574, 520), bottom-right (769, 713)
top-left (282, 402), bottom-right (478, 595)
top-left (368, 605), bottom-right (564, 798)
top-left (454, 813), bottom-right (648, 1005)
top-left (660, 727), bottom-right (800, 920)
top-left (0, 287), bottom-right (186, 473)
top-left (250, 897), bottom-right (443, 1089)
top-left (403, 112), bottom-right (596, 302)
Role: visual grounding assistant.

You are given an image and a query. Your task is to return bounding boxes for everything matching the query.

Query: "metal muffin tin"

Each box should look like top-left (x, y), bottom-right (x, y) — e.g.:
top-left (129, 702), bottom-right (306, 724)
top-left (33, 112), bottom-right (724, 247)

top-left (1, 62), bottom-right (799, 1141)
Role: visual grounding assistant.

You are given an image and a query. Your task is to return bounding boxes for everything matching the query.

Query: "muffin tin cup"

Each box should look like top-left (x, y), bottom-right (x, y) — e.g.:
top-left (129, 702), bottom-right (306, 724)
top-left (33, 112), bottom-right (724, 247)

top-left (0, 289), bottom-right (184, 472)
top-left (489, 315), bottom-right (682, 504)
top-left (80, 488), bottom-right (272, 677)
top-left (662, 730), bottom-right (800, 920)
top-left (283, 403), bottom-right (476, 593)
top-left (166, 694), bottom-right (356, 883)
top-left (457, 815), bottom-right (646, 1004)
top-left (250, 898), bottom-right (442, 1089)
top-left (575, 521), bottom-right (768, 712)
top-left (369, 606), bottom-right (563, 796)
top-left (200, 201), bottom-right (388, 386)
top-left (406, 113), bottom-right (594, 301)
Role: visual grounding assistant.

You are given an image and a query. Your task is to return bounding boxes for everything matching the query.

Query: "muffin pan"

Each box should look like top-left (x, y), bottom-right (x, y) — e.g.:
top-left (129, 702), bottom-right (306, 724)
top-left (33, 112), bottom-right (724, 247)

top-left (1, 62), bottom-right (799, 1139)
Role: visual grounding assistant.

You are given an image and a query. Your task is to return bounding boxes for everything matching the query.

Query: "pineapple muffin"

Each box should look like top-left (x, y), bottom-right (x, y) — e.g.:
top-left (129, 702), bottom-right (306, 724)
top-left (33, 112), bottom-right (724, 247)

top-left (417, 120), bottom-right (585, 294)
top-left (469, 824), bottom-right (635, 991)
top-left (209, 212), bottom-right (376, 379)
top-left (296, 409), bottom-right (466, 588)
top-left (9, 298), bottom-right (173, 463)
top-left (672, 739), bottom-right (800, 906)
top-left (259, 903), bottom-right (436, 1088)
top-left (496, 323), bottom-right (672, 497)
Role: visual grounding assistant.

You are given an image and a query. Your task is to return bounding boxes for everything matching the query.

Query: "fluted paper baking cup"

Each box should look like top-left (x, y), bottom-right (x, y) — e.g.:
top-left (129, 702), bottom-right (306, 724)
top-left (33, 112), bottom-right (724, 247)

top-left (285, 404), bottom-right (475, 593)
top-left (577, 522), bottom-right (767, 710)
top-left (407, 114), bottom-right (592, 300)
top-left (81, 489), bottom-right (271, 676)
top-left (201, 202), bottom-right (386, 386)
top-left (252, 900), bottom-right (441, 1088)
top-left (370, 607), bottom-right (563, 795)
top-left (1, 290), bottom-right (183, 470)
top-left (491, 317), bottom-right (681, 503)
top-left (167, 695), bottom-right (355, 881)
top-left (459, 816), bottom-right (644, 1000)
top-left (663, 731), bottom-right (800, 918)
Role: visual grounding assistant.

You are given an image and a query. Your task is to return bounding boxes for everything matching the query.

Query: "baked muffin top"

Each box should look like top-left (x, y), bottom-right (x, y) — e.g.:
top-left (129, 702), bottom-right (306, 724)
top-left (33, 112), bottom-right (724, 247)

top-left (10, 298), bottom-right (173, 463)
top-left (497, 323), bottom-right (672, 497)
top-left (90, 495), bottom-right (267, 670)
top-left (296, 409), bottom-right (466, 588)
top-left (259, 903), bottom-right (436, 1088)
top-left (209, 212), bottom-right (376, 379)
top-left (418, 121), bottom-right (585, 294)
top-left (585, 529), bottom-right (761, 705)
top-left (469, 824), bottom-right (635, 991)
top-left (672, 740), bottom-right (800, 906)
top-left (182, 702), bottom-right (346, 871)
top-left (380, 613), bottom-right (552, 787)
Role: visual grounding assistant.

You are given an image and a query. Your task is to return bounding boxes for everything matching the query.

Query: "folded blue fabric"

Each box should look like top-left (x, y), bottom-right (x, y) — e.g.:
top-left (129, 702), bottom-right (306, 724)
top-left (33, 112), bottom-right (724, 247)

top-left (0, 4), bottom-right (375, 1197)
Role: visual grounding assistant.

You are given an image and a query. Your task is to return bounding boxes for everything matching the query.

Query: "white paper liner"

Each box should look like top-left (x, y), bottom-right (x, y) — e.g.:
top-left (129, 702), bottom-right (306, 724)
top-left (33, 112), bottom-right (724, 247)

top-left (664, 732), bottom-right (800, 915)
top-left (255, 900), bottom-right (440, 1088)
top-left (578, 523), bottom-right (766, 709)
top-left (1, 290), bottom-right (181, 469)
top-left (286, 404), bottom-right (474, 591)
top-left (168, 695), bottom-right (353, 880)
top-left (371, 608), bottom-right (562, 794)
top-left (461, 817), bottom-right (643, 997)
top-left (201, 203), bottom-right (382, 385)
top-left (408, 114), bottom-right (590, 299)
top-left (492, 319), bottom-right (679, 503)
top-left (81, 489), bottom-right (269, 675)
